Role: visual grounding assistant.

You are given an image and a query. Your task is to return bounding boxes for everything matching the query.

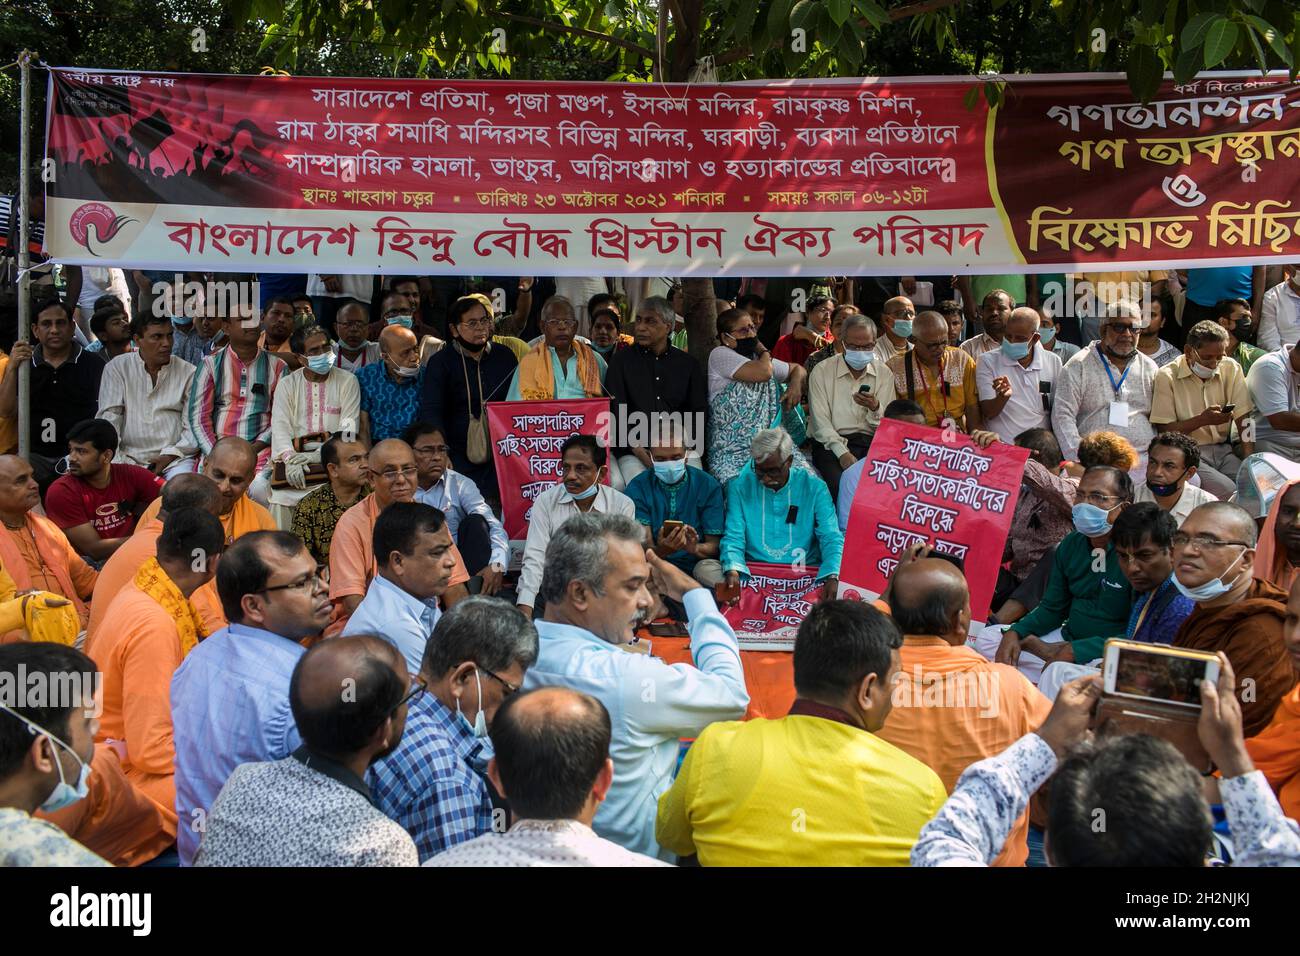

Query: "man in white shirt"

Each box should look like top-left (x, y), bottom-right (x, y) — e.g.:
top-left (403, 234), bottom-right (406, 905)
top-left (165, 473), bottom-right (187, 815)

top-left (516, 435), bottom-right (635, 617)
top-left (521, 512), bottom-right (748, 859)
top-left (1134, 433), bottom-right (1217, 525)
top-left (873, 295), bottom-right (915, 362)
top-left (98, 311), bottom-right (198, 477)
top-left (1257, 263), bottom-right (1300, 351)
top-left (975, 307), bottom-right (1062, 444)
top-left (425, 686), bottom-right (669, 867)
top-left (960, 288), bottom-right (1013, 360)
top-left (553, 277), bottom-right (610, 339)
top-left (334, 301), bottom-right (382, 372)
top-left (1247, 342), bottom-right (1300, 458)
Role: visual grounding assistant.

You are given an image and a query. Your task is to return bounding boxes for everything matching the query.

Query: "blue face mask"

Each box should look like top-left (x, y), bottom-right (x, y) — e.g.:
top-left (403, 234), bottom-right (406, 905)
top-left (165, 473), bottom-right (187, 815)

top-left (455, 669), bottom-right (489, 739)
top-left (1172, 550), bottom-right (1247, 602)
top-left (170, 315), bottom-right (192, 329)
top-left (653, 458), bottom-right (687, 485)
top-left (0, 704), bottom-right (91, 812)
top-left (306, 351), bottom-right (335, 374)
top-left (1071, 502), bottom-right (1116, 537)
top-left (564, 482), bottom-right (600, 502)
top-left (592, 343), bottom-right (617, 358)
top-left (843, 348), bottom-right (875, 370)
top-left (386, 315), bottom-right (414, 330)
top-left (1000, 339), bottom-right (1032, 361)
top-left (892, 319), bottom-right (913, 339)
top-left (1039, 326), bottom-right (1057, 345)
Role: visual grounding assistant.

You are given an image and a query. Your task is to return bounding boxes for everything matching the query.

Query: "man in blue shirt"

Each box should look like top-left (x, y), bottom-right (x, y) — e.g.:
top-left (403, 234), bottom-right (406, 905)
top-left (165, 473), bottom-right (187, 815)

top-left (370, 595), bottom-right (538, 862)
top-left (522, 512), bottom-right (748, 860)
top-left (356, 325), bottom-right (423, 442)
top-left (171, 530), bottom-right (334, 865)
top-left (343, 501), bottom-right (460, 673)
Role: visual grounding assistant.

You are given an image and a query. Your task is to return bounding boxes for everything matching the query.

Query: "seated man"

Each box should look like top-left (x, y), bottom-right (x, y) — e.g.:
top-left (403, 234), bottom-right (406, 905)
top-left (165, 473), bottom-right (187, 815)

top-left (975, 307), bottom-right (1062, 445)
top-left (343, 502), bottom-right (459, 672)
top-left (804, 303), bottom-right (862, 376)
top-left (886, 310), bottom-right (982, 432)
top-left (771, 295), bottom-right (834, 367)
top-left (721, 428), bottom-right (843, 602)
top-left (370, 289), bottom-right (443, 364)
top-left (372, 596), bottom-right (539, 862)
top-left (89, 508), bottom-right (224, 834)
top-left (1135, 432), bottom-right (1216, 524)
top-left (86, 295), bottom-right (134, 359)
top-left (426, 687), bottom-right (668, 867)
top-left (356, 325), bottom-right (424, 443)
top-left (44, 418), bottom-right (163, 562)
top-left (978, 465), bottom-right (1135, 682)
top-left (1244, 575), bottom-right (1300, 822)
top-left (657, 600), bottom-right (946, 866)
top-left (1170, 501), bottom-right (1295, 736)
top-left (1254, 478), bottom-right (1300, 592)
top-left (333, 301), bottom-right (381, 372)
top-left (624, 427), bottom-right (725, 589)
top-left (257, 295), bottom-right (301, 370)
top-left (837, 399), bottom-right (927, 532)
top-left (516, 435), bottom-right (634, 618)
top-left (194, 636), bottom-right (418, 867)
top-left (508, 296), bottom-right (607, 401)
top-left (136, 436), bottom-right (277, 545)
top-left (877, 558), bottom-right (1051, 866)
top-left (292, 432), bottom-right (371, 568)
top-left (1215, 297), bottom-right (1267, 375)
top-left (0, 455), bottom-right (97, 639)
top-left (1247, 337), bottom-right (1300, 459)
top-left (912, 667), bottom-right (1300, 866)
top-left (172, 531), bottom-right (334, 866)
top-left (406, 421), bottom-right (508, 595)
top-left (524, 513), bottom-right (749, 859)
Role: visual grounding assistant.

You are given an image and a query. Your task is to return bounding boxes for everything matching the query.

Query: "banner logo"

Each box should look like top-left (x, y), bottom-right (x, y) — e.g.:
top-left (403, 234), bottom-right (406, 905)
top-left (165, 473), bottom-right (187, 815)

top-left (68, 201), bottom-right (134, 255)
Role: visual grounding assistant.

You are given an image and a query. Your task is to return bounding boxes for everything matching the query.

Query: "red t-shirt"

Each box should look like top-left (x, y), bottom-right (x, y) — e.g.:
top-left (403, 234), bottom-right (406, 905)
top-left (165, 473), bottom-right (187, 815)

top-left (45, 464), bottom-right (163, 541)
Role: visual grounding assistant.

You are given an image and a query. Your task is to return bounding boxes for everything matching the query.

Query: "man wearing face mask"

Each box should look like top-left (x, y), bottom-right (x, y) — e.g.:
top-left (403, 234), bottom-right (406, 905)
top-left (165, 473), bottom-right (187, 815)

top-left (1037, 308), bottom-right (1081, 363)
top-left (0, 642), bottom-right (108, 866)
top-left (1169, 501), bottom-right (1296, 737)
top-left (333, 301), bottom-right (381, 372)
top-left (1135, 433), bottom-right (1217, 523)
top-left (960, 289), bottom-right (1014, 360)
top-left (356, 325), bottom-right (423, 444)
top-left (874, 295), bottom-right (916, 362)
top-left (1215, 298), bottom-right (1268, 375)
top-left (370, 596), bottom-right (538, 862)
top-left (980, 465), bottom-right (1135, 683)
top-left (976, 307), bottom-right (1063, 445)
top-left (372, 290), bottom-right (443, 365)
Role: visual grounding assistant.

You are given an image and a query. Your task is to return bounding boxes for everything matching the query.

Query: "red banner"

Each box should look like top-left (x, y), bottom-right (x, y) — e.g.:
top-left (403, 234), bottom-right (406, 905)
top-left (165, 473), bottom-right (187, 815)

top-left (42, 68), bottom-right (1300, 274)
top-left (840, 420), bottom-right (1028, 623)
top-left (722, 562), bottom-right (823, 652)
top-left (485, 399), bottom-right (609, 542)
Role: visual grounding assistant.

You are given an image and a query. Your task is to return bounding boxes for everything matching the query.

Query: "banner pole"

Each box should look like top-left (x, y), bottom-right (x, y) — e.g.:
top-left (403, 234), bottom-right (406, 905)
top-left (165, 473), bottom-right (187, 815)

top-left (16, 49), bottom-right (33, 460)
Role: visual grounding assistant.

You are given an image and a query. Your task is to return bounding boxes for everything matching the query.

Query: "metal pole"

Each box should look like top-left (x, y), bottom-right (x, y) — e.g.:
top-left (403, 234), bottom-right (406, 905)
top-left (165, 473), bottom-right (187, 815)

top-left (16, 50), bottom-right (32, 459)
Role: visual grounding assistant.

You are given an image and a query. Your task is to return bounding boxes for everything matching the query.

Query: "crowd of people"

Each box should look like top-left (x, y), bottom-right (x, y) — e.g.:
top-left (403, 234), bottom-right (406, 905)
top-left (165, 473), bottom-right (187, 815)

top-left (1, 262), bottom-right (1300, 867)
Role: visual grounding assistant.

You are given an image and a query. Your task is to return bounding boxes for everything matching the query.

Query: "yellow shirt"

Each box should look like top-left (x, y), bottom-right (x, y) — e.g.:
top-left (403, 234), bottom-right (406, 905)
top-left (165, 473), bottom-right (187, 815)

top-left (1150, 355), bottom-right (1253, 446)
top-left (656, 711), bottom-right (946, 866)
top-left (886, 346), bottom-right (978, 429)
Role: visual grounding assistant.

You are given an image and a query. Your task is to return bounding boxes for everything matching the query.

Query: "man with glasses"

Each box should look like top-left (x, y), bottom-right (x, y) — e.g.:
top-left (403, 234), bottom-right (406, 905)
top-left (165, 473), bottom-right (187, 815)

top-left (1168, 501), bottom-right (1295, 736)
top-left (371, 596), bottom-right (538, 862)
top-left (508, 296), bottom-right (607, 401)
top-left (406, 422), bottom-right (507, 595)
top-left (875, 295), bottom-right (916, 362)
top-left (333, 301), bottom-right (381, 372)
top-left (1051, 300), bottom-right (1158, 464)
top-left (1151, 320), bottom-right (1254, 500)
top-left (886, 310), bottom-right (982, 432)
top-left (330, 439), bottom-right (471, 626)
top-left (772, 295), bottom-right (835, 367)
top-left (171, 531), bottom-right (335, 866)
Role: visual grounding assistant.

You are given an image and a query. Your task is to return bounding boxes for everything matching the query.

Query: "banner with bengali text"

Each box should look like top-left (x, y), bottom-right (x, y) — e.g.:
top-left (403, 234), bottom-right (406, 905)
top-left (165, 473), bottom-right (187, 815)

top-left (724, 562), bottom-right (823, 652)
top-left (840, 420), bottom-right (1028, 624)
top-left (42, 68), bottom-right (1300, 274)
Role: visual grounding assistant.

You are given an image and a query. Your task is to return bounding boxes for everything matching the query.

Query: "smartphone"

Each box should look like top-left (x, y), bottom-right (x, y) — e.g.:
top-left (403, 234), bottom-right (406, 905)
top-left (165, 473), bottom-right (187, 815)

top-left (647, 621), bottom-right (689, 638)
top-left (661, 520), bottom-right (685, 534)
top-left (1101, 640), bottom-right (1220, 709)
top-left (858, 384), bottom-right (871, 393)
top-left (1222, 404), bottom-right (1236, 415)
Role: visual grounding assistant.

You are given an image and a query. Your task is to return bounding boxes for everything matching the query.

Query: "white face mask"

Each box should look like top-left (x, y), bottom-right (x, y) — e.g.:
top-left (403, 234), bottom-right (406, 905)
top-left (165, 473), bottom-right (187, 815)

top-left (455, 668), bottom-right (489, 739)
top-left (0, 703), bottom-right (91, 812)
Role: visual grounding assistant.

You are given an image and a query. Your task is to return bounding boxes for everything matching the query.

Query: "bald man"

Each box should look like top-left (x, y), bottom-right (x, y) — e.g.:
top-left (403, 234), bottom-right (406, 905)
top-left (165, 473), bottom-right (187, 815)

top-left (0, 455), bottom-right (96, 639)
top-left (356, 325), bottom-right (423, 445)
top-left (1170, 501), bottom-right (1296, 736)
top-left (137, 437), bottom-right (277, 544)
top-left (876, 295), bottom-right (916, 362)
top-left (875, 557), bottom-right (1050, 866)
top-left (194, 635), bottom-right (418, 866)
top-left (975, 306), bottom-right (1063, 444)
top-left (885, 311), bottom-right (982, 431)
top-left (328, 439), bottom-right (470, 623)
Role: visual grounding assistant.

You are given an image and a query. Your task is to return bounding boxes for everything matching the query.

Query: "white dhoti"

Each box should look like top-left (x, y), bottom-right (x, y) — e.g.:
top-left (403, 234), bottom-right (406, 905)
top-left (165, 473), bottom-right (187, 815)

top-left (1037, 660), bottom-right (1102, 701)
top-left (970, 624), bottom-right (1066, 685)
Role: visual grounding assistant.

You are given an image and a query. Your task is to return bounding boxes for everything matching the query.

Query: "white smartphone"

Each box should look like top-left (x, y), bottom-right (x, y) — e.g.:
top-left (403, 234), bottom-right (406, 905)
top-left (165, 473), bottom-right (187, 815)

top-left (1101, 639), bottom-right (1220, 710)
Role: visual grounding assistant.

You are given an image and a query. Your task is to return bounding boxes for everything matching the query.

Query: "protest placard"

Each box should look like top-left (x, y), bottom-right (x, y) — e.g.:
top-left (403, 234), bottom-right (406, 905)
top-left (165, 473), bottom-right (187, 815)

top-left (723, 562), bottom-right (823, 652)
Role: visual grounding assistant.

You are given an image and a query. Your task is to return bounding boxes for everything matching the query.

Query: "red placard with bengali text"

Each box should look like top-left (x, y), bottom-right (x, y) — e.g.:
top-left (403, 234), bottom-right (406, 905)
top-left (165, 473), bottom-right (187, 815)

top-left (840, 420), bottom-right (1028, 623)
top-left (723, 562), bottom-right (823, 651)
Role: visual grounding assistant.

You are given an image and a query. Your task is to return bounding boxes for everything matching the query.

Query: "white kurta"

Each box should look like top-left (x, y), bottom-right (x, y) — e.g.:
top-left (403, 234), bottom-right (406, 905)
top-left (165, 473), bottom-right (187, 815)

top-left (268, 366), bottom-right (361, 511)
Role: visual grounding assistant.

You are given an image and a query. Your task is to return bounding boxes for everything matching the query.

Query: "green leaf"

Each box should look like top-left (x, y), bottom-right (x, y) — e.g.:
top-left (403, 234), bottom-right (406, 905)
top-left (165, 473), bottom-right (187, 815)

top-left (1139, 0), bottom-right (1162, 27)
top-left (1172, 45), bottom-right (1201, 83)
top-left (733, 0), bottom-right (759, 41)
top-left (768, 0), bottom-right (796, 36)
top-left (1243, 19), bottom-right (1268, 71)
top-left (251, 0), bottom-right (282, 21)
top-left (1244, 14), bottom-right (1292, 66)
top-left (790, 0), bottom-right (818, 32)
top-left (1180, 11), bottom-right (1219, 49)
top-left (827, 0), bottom-right (851, 27)
top-left (855, 0), bottom-right (891, 29)
top-left (1202, 18), bottom-right (1238, 67)
top-left (962, 83), bottom-right (981, 110)
top-left (836, 25), bottom-right (861, 64)
top-left (1126, 42), bottom-right (1163, 102)
top-left (1293, 12), bottom-right (1300, 79)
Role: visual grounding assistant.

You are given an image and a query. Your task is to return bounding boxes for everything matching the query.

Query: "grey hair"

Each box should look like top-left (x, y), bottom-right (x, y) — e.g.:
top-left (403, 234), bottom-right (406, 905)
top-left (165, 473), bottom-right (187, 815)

top-left (1104, 299), bottom-right (1142, 322)
top-left (422, 595), bottom-right (539, 676)
top-left (539, 512), bottom-right (645, 606)
top-left (541, 295), bottom-right (576, 324)
top-left (840, 313), bottom-right (876, 338)
top-left (751, 427), bottom-right (793, 462)
top-left (1186, 319), bottom-right (1230, 350)
top-left (638, 295), bottom-right (675, 327)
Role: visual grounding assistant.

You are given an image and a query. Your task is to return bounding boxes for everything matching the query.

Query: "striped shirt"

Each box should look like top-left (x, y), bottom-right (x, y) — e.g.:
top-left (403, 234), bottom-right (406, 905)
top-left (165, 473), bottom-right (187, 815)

top-left (185, 346), bottom-right (286, 464)
top-left (98, 352), bottom-right (198, 466)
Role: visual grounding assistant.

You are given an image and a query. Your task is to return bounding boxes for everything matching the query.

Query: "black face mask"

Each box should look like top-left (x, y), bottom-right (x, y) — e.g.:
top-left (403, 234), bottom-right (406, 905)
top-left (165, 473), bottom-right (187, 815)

top-left (456, 335), bottom-right (486, 353)
top-left (1233, 318), bottom-right (1252, 340)
top-left (731, 336), bottom-right (759, 358)
top-left (1146, 469), bottom-right (1187, 498)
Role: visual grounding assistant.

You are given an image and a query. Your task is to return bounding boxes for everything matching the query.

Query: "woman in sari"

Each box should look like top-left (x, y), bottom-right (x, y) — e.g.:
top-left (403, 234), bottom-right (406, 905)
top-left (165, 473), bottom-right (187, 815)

top-left (706, 307), bottom-right (811, 487)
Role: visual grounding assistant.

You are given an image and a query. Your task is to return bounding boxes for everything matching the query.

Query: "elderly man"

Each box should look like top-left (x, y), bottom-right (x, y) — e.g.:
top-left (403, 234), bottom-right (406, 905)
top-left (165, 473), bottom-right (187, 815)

top-left (268, 323), bottom-right (361, 530)
top-left (427, 687), bottom-right (668, 867)
top-left (1247, 334), bottom-right (1300, 458)
top-left (372, 596), bottom-right (539, 862)
top-left (807, 313), bottom-right (898, 500)
top-left (355, 324), bottom-right (423, 444)
top-left (292, 432), bottom-right (370, 568)
top-left (658, 600), bottom-right (945, 866)
top-left (1150, 320), bottom-right (1254, 500)
top-left (523, 513), bottom-right (748, 859)
top-left (1135, 433), bottom-right (1217, 524)
top-left (97, 310), bottom-right (198, 477)
top-left (194, 636), bottom-right (418, 867)
top-left (1051, 301), bottom-right (1158, 463)
top-left (517, 435), bottom-right (634, 618)
top-left (508, 296), bottom-right (607, 401)
top-left (136, 436), bottom-right (277, 546)
top-left (172, 531), bottom-right (334, 866)
top-left (721, 429), bottom-right (843, 601)
top-left (1170, 502), bottom-right (1295, 737)
top-left (960, 289), bottom-right (1014, 359)
top-left (886, 310), bottom-right (982, 431)
top-left (333, 301), bottom-right (381, 372)
top-left (330, 439), bottom-right (470, 621)
top-left (874, 295), bottom-right (916, 362)
top-left (805, 304), bottom-right (863, 376)
top-left (604, 295), bottom-right (707, 490)
top-left (975, 307), bottom-right (1062, 445)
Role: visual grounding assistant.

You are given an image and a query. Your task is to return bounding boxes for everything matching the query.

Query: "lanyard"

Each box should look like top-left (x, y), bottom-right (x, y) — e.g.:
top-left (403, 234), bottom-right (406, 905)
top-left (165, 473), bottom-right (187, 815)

top-left (1097, 348), bottom-right (1130, 398)
top-left (913, 352), bottom-right (948, 422)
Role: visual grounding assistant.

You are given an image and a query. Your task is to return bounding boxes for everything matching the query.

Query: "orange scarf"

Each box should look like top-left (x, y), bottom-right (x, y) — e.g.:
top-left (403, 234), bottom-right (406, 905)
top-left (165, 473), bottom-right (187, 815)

top-left (1254, 477), bottom-right (1300, 593)
top-left (133, 557), bottom-right (206, 657)
top-left (0, 515), bottom-right (88, 624)
top-left (516, 340), bottom-right (603, 400)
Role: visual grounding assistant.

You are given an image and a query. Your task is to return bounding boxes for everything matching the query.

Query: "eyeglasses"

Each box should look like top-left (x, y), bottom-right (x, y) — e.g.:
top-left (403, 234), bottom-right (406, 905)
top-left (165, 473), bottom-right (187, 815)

top-left (1106, 324), bottom-right (1138, 336)
top-left (1077, 492), bottom-right (1125, 507)
top-left (543, 318), bottom-right (577, 329)
top-left (916, 338), bottom-right (948, 349)
top-left (259, 566), bottom-right (327, 595)
top-left (377, 465), bottom-right (418, 481)
top-left (1171, 533), bottom-right (1250, 552)
top-left (459, 318), bottom-right (492, 330)
top-left (413, 444), bottom-right (450, 457)
top-left (887, 308), bottom-right (917, 318)
top-left (392, 678), bottom-right (427, 714)
top-left (480, 667), bottom-right (519, 696)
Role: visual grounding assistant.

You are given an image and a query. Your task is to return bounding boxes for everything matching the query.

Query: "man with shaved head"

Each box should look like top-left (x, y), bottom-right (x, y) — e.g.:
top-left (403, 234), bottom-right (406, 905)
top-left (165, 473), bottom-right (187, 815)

top-left (194, 634), bottom-right (418, 866)
top-left (975, 306), bottom-right (1063, 443)
top-left (0, 455), bottom-right (97, 639)
top-left (1170, 501), bottom-right (1296, 736)
top-left (876, 556), bottom-right (1050, 866)
top-left (355, 325), bottom-right (423, 444)
top-left (875, 295), bottom-right (915, 362)
top-left (329, 439), bottom-right (470, 623)
top-left (885, 310), bottom-right (982, 431)
top-left (137, 437), bottom-right (277, 544)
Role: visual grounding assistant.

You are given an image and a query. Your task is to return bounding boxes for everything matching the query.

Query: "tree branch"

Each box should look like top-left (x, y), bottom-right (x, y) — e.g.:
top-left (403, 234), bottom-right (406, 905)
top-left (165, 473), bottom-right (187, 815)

top-left (496, 12), bottom-right (657, 59)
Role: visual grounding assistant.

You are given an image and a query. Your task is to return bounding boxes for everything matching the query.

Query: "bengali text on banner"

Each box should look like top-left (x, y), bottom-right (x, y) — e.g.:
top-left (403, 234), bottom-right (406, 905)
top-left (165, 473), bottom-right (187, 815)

top-left (723, 562), bottom-right (823, 653)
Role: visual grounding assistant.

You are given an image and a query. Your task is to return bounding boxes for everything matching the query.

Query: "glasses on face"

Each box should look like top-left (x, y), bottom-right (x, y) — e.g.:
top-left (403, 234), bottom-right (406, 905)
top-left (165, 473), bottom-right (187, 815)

top-left (480, 667), bottom-right (519, 696)
top-left (377, 465), bottom-right (418, 481)
top-left (1106, 324), bottom-right (1138, 336)
top-left (1171, 533), bottom-right (1250, 552)
top-left (887, 308), bottom-right (917, 318)
top-left (544, 318), bottom-right (577, 329)
top-left (459, 318), bottom-right (492, 330)
top-left (392, 678), bottom-right (427, 714)
top-left (916, 338), bottom-right (947, 349)
top-left (414, 444), bottom-right (450, 457)
top-left (1077, 492), bottom-right (1124, 507)
top-left (259, 566), bottom-right (327, 595)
